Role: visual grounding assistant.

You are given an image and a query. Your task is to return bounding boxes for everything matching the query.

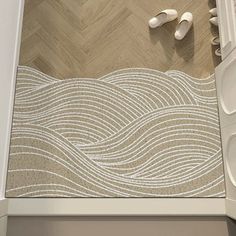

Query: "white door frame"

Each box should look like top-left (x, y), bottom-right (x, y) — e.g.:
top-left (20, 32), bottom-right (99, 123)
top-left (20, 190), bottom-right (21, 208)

top-left (0, 0), bottom-right (24, 234)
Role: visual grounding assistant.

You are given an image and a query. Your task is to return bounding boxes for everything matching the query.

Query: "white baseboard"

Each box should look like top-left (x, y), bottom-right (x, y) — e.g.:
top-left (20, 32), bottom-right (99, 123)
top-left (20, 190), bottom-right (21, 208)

top-left (0, 0), bottom-right (233, 220)
top-left (7, 198), bottom-right (225, 216)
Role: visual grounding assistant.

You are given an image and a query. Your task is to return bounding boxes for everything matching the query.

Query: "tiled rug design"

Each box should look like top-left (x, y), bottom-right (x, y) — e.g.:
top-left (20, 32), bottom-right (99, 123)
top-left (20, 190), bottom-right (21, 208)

top-left (6, 66), bottom-right (225, 197)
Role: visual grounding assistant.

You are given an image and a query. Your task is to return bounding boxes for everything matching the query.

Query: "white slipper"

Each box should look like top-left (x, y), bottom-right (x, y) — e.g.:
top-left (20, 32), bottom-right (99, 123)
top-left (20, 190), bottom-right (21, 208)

top-left (148, 9), bottom-right (178, 28)
top-left (209, 8), bottom-right (217, 16)
top-left (215, 48), bottom-right (221, 57)
top-left (211, 36), bottom-right (220, 46)
top-left (209, 17), bottom-right (218, 26)
top-left (174, 12), bottom-right (193, 40)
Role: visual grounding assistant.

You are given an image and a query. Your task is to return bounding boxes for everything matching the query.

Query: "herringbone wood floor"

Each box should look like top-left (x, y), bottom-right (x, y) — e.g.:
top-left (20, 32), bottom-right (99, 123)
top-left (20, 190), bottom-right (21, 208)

top-left (20, 0), bottom-right (219, 79)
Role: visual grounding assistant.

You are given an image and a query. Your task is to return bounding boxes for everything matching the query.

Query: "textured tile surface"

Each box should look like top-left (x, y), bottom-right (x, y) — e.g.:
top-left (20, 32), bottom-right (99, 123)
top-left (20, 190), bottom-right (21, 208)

top-left (6, 67), bottom-right (225, 197)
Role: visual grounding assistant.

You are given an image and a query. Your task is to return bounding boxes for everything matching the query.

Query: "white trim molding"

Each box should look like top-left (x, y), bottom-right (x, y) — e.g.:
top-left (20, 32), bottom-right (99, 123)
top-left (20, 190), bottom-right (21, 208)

top-left (0, 0), bottom-right (25, 199)
top-left (216, 0), bottom-right (236, 59)
top-left (8, 199), bottom-right (226, 216)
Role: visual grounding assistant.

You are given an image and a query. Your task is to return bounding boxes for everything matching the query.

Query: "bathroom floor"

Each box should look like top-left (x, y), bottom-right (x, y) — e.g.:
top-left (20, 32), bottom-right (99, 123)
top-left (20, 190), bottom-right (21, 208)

top-left (6, 0), bottom-right (225, 198)
top-left (20, 0), bottom-right (220, 79)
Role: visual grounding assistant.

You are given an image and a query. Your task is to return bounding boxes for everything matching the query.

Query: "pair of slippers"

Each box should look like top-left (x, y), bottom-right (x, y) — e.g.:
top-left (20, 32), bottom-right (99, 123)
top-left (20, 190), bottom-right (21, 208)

top-left (209, 8), bottom-right (218, 26)
top-left (148, 9), bottom-right (193, 40)
top-left (209, 7), bottom-right (221, 57)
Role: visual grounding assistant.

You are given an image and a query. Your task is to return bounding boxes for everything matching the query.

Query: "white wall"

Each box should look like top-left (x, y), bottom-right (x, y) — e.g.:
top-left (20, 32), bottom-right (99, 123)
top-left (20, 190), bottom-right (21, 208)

top-left (0, 0), bottom-right (24, 200)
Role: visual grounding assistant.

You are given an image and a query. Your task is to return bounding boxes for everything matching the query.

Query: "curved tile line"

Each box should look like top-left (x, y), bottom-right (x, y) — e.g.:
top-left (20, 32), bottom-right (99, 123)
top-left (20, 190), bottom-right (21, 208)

top-left (104, 76), bottom-right (193, 105)
top-left (49, 118), bottom-right (115, 135)
top-left (26, 194), bottom-right (74, 197)
top-left (13, 109), bottom-right (219, 174)
top-left (17, 175), bottom-right (225, 197)
top-left (14, 102), bottom-right (128, 130)
top-left (8, 151), bottom-right (221, 195)
top-left (79, 106), bottom-right (220, 151)
top-left (14, 119), bottom-right (112, 142)
top-left (100, 71), bottom-right (215, 93)
top-left (103, 69), bottom-right (215, 87)
top-left (80, 113), bottom-right (220, 157)
top-left (105, 158), bottom-right (207, 178)
top-left (102, 152), bottom-right (211, 173)
top-left (53, 121), bottom-right (111, 138)
top-left (9, 150), bottom-right (115, 197)
top-left (50, 121), bottom-right (112, 139)
top-left (9, 127), bottom-right (219, 188)
top-left (53, 129), bottom-right (106, 143)
top-left (12, 185), bottom-right (98, 197)
top-left (47, 118), bottom-right (115, 136)
top-left (10, 131), bottom-right (151, 195)
top-left (78, 81), bottom-right (150, 114)
top-left (18, 66), bottom-right (214, 88)
top-left (121, 149), bottom-right (212, 177)
top-left (99, 72), bottom-right (197, 105)
top-left (9, 133), bottom-right (223, 188)
top-left (17, 190), bottom-right (94, 198)
top-left (205, 191), bottom-right (226, 197)
top-left (109, 85), bottom-right (178, 107)
top-left (15, 83), bottom-right (144, 120)
top-left (11, 144), bottom-right (147, 186)
top-left (116, 148), bottom-right (216, 176)
top-left (105, 76), bottom-right (217, 105)
top-left (38, 113), bottom-right (118, 135)
top-left (80, 134), bottom-right (219, 165)
top-left (165, 72), bottom-right (217, 97)
top-left (8, 164), bottom-right (223, 197)
top-left (166, 70), bottom-right (215, 84)
top-left (14, 84), bottom-right (162, 118)
top-left (6, 183), bottom-right (100, 197)
top-left (14, 106), bottom-right (123, 133)
top-left (91, 151), bottom-right (222, 186)
top-left (142, 162), bottom-right (212, 179)
top-left (130, 153), bottom-right (223, 185)
top-left (75, 85), bottom-right (147, 116)
top-left (133, 153), bottom-right (221, 179)
top-left (112, 81), bottom-right (183, 105)
top-left (85, 124), bottom-right (220, 159)
top-left (6, 169), bottom-right (155, 197)
top-left (11, 126), bottom-right (194, 188)
top-left (10, 144), bottom-right (207, 188)
top-left (16, 75), bottom-right (152, 116)
top-left (102, 72), bottom-right (217, 102)
top-left (15, 94), bottom-right (135, 125)
top-left (156, 160), bottom-right (210, 179)
top-left (187, 176), bottom-right (225, 197)
top-left (98, 68), bottom-right (214, 84)
top-left (18, 66), bottom-right (59, 82)
top-left (15, 94), bottom-right (136, 126)
top-left (123, 89), bottom-right (159, 110)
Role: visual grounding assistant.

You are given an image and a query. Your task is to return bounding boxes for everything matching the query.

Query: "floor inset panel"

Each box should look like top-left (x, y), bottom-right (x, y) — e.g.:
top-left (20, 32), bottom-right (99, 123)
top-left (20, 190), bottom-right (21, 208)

top-left (6, 66), bottom-right (225, 197)
top-left (20, 0), bottom-right (219, 79)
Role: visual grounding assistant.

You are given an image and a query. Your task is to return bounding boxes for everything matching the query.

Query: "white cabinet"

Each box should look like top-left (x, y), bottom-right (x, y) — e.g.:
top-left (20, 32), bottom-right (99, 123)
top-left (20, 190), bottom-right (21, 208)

top-left (216, 0), bottom-right (236, 218)
top-left (217, 0), bottom-right (236, 59)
